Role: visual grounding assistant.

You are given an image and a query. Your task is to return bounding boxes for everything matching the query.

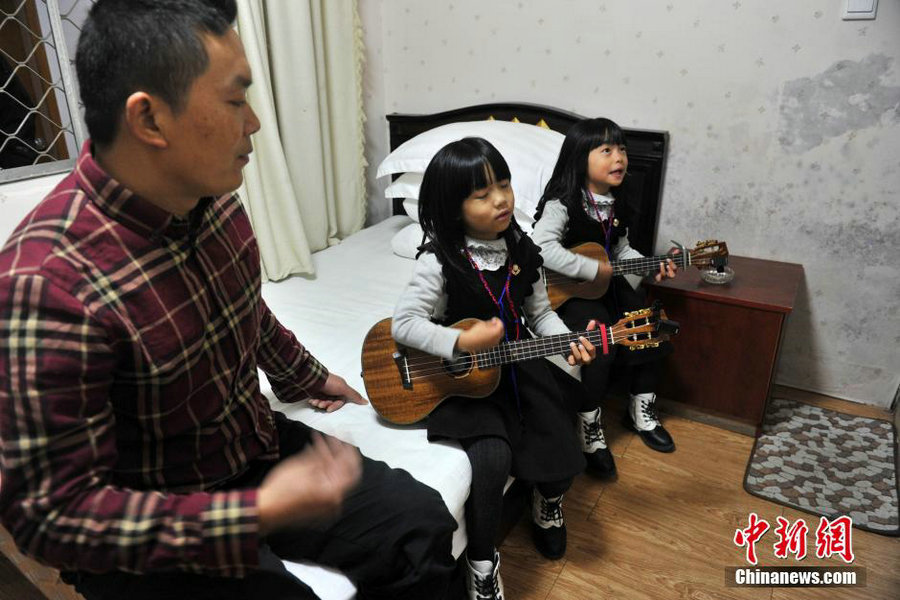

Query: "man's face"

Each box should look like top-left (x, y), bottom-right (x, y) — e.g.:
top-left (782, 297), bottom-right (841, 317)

top-left (161, 29), bottom-right (260, 200)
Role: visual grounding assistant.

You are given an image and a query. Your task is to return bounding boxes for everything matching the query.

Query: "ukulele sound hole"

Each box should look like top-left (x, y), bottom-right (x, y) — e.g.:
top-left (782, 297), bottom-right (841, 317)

top-left (442, 354), bottom-right (474, 378)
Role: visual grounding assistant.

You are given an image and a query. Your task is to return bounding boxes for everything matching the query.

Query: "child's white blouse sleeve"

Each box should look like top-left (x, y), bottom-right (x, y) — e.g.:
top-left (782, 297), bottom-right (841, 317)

top-left (530, 200), bottom-right (599, 281)
top-left (391, 253), bottom-right (461, 360)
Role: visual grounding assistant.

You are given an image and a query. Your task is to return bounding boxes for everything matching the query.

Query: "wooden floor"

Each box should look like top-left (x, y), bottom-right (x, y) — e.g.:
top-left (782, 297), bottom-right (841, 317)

top-left (1, 386), bottom-right (898, 599)
top-left (0, 529), bottom-right (80, 600)
top-left (499, 386), bottom-right (900, 600)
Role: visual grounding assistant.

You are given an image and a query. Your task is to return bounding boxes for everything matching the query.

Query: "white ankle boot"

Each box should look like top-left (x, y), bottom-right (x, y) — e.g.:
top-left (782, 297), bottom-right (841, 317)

top-left (627, 393), bottom-right (675, 453)
top-left (531, 488), bottom-right (566, 559)
top-left (629, 393), bottom-right (660, 431)
top-left (466, 549), bottom-right (504, 600)
top-left (578, 408), bottom-right (616, 476)
top-left (578, 408), bottom-right (608, 452)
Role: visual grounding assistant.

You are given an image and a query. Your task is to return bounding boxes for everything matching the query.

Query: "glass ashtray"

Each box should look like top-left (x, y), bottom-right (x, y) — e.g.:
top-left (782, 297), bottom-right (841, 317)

top-left (699, 266), bottom-right (734, 285)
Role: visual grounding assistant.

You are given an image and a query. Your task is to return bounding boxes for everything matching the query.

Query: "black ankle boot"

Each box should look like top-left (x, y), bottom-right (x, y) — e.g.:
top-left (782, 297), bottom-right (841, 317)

top-left (531, 488), bottom-right (566, 559)
top-left (579, 408), bottom-right (617, 477)
top-left (626, 394), bottom-right (675, 453)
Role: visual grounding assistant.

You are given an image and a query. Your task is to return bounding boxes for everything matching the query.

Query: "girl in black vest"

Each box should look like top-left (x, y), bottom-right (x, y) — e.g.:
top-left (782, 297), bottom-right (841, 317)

top-left (532, 118), bottom-right (680, 478)
top-left (392, 137), bottom-right (597, 600)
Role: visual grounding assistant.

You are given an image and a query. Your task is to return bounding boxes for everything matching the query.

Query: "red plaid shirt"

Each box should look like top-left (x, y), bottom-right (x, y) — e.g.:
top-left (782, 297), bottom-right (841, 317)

top-left (0, 143), bottom-right (328, 576)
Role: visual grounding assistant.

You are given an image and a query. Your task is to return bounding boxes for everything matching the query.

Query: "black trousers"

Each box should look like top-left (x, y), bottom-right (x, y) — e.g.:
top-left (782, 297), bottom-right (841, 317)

top-left (67, 413), bottom-right (458, 600)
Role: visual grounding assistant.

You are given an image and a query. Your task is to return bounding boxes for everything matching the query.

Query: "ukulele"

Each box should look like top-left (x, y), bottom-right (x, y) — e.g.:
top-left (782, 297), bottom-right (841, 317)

top-left (544, 239), bottom-right (729, 309)
top-left (361, 303), bottom-right (679, 424)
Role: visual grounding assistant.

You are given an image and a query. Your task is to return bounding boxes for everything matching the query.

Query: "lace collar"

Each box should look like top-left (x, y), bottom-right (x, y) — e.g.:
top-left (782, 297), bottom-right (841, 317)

top-left (464, 236), bottom-right (508, 271)
top-left (582, 190), bottom-right (615, 223)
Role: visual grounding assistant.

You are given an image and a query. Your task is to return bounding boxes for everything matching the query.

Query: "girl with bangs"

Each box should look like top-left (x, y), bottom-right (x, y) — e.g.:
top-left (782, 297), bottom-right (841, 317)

top-left (532, 118), bottom-right (681, 479)
top-left (392, 137), bottom-right (597, 599)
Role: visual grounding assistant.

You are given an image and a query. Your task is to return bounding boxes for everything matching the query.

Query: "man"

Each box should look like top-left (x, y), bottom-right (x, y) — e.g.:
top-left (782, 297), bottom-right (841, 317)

top-left (0, 1), bottom-right (456, 598)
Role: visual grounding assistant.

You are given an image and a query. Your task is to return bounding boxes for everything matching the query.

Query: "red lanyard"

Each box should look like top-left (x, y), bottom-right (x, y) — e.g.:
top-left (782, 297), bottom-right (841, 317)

top-left (463, 249), bottom-right (521, 340)
top-left (463, 247), bottom-right (524, 416)
top-left (584, 189), bottom-right (614, 254)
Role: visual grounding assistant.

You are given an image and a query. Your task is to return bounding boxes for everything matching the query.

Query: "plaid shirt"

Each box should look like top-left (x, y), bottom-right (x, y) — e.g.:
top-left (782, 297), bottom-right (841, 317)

top-left (0, 143), bottom-right (328, 576)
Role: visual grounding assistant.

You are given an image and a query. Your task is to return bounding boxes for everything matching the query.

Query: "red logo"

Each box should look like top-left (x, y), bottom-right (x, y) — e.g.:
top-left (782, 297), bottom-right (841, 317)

top-left (734, 514), bottom-right (854, 565)
top-left (773, 516), bottom-right (809, 560)
top-left (814, 516), bottom-right (855, 563)
top-left (733, 512), bottom-right (770, 565)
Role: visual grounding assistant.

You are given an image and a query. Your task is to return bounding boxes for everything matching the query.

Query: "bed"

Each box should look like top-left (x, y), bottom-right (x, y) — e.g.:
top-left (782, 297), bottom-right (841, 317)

top-left (263, 103), bottom-right (670, 598)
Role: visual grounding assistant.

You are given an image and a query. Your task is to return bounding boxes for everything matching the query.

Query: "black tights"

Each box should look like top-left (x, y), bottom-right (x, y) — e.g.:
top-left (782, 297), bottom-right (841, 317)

top-left (461, 436), bottom-right (571, 561)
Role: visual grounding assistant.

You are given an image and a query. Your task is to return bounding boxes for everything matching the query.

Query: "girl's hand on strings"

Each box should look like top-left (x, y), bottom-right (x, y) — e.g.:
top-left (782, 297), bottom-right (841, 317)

top-left (567, 319), bottom-right (598, 366)
top-left (654, 248), bottom-right (681, 282)
top-left (456, 317), bottom-right (505, 352)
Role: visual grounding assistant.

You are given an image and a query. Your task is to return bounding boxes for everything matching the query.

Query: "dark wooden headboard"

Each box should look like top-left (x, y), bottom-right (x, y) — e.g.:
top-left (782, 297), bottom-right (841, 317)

top-left (385, 103), bottom-right (668, 256)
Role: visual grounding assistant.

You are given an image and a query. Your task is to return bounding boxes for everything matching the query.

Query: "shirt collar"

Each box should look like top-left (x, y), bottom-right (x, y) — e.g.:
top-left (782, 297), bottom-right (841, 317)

top-left (73, 140), bottom-right (212, 241)
top-left (465, 236), bottom-right (506, 250)
top-left (464, 236), bottom-right (508, 270)
top-left (586, 189), bottom-right (615, 206)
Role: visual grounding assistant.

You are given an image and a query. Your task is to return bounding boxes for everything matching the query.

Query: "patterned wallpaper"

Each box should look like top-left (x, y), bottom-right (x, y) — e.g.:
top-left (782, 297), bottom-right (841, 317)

top-left (360, 0), bottom-right (900, 408)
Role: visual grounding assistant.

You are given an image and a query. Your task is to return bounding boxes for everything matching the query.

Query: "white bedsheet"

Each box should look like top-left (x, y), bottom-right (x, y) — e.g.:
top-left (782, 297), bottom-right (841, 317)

top-left (258, 216), bottom-right (471, 598)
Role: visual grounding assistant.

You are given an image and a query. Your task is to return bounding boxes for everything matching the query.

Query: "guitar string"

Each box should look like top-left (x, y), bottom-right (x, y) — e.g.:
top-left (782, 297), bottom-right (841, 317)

top-left (400, 334), bottom-right (662, 380)
top-left (395, 322), bottom-right (655, 369)
top-left (396, 319), bottom-right (658, 368)
top-left (542, 252), bottom-right (697, 284)
top-left (395, 325), bottom-right (665, 379)
top-left (396, 327), bottom-right (614, 369)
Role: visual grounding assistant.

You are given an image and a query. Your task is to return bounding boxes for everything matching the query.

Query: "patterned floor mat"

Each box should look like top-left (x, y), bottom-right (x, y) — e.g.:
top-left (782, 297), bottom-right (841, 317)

top-left (744, 397), bottom-right (899, 536)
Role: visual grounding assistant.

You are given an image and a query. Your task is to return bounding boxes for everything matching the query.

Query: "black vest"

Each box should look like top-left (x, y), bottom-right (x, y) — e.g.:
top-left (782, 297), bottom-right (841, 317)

top-left (437, 233), bottom-right (543, 341)
top-left (560, 194), bottom-right (631, 250)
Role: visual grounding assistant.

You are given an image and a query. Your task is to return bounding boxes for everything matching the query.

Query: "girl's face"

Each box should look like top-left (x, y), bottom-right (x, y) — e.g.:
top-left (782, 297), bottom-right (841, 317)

top-left (461, 167), bottom-right (515, 240)
top-left (586, 143), bottom-right (628, 195)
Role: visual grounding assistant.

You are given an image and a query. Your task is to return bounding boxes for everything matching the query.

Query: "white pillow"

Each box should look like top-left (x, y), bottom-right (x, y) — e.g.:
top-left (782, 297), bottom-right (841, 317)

top-left (383, 172), bottom-right (421, 222)
top-left (376, 121), bottom-right (564, 221)
top-left (401, 198), bottom-right (419, 222)
top-left (385, 172), bottom-right (423, 200)
top-left (390, 221), bottom-right (425, 259)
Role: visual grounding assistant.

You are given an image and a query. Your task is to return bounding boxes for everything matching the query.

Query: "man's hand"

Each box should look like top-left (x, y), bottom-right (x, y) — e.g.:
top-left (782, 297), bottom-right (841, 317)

top-left (456, 317), bottom-right (505, 353)
top-left (307, 373), bottom-right (368, 412)
top-left (257, 432), bottom-right (362, 536)
top-left (567, 319), bottom-right (598, 366)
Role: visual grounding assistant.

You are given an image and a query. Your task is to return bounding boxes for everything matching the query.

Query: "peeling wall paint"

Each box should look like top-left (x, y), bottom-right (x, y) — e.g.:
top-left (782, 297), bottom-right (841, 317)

top-left (779, 54), bottom-right (900, 152)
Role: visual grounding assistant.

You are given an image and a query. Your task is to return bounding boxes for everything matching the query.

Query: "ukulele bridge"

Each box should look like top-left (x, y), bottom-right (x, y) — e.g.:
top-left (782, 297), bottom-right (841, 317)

top-left (393, 351), bottom-right (412, 389)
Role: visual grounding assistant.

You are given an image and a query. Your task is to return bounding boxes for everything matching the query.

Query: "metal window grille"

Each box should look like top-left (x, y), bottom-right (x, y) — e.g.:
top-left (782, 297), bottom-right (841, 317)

top-left (1, 0), bottom-right (93, 183)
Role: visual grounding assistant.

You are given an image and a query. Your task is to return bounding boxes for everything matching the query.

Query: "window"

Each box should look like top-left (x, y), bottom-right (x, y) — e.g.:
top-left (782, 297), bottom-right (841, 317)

top-left (1, 0), bottom-right (92, 183)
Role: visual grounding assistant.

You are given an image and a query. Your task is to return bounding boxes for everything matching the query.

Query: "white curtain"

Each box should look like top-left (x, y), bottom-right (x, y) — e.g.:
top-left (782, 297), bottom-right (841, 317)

top-left (236, 0), bottom-right (367, 281)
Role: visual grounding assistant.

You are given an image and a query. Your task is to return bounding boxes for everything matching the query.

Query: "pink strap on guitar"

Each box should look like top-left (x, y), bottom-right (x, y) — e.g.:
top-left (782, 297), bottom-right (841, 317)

top-left (600, 324), bottom-right (609, 355)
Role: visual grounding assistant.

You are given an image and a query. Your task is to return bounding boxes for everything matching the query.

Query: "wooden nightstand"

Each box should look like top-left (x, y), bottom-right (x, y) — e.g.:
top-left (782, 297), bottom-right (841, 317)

top-left (644, 255), bottom-right (803, 435)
